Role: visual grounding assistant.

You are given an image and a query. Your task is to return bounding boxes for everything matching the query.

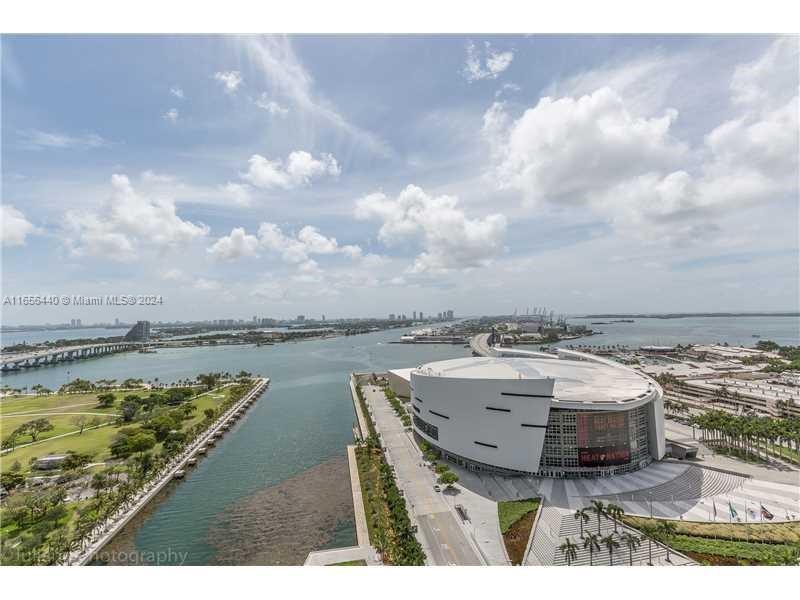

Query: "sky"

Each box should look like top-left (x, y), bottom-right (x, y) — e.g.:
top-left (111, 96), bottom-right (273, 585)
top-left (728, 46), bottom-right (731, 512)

top-left (1, 34), bottom-right (798, 324)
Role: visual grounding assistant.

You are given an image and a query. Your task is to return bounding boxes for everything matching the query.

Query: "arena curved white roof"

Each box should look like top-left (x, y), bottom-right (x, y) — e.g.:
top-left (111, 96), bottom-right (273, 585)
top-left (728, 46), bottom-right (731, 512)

top-left (412, 355), bottom-right (657, 405)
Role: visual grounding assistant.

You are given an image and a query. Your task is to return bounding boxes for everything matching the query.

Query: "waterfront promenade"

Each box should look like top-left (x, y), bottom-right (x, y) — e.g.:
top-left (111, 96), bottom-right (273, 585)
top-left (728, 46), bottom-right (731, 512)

top-left (361, 383), bottom-right (485, 565)
top-left (67, 377), bottom-right (270, 565)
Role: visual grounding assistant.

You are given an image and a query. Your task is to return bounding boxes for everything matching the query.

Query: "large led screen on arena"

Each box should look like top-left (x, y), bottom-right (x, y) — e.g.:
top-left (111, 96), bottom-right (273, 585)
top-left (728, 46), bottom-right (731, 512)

top-left (576, 411), bottom-right (631, 467)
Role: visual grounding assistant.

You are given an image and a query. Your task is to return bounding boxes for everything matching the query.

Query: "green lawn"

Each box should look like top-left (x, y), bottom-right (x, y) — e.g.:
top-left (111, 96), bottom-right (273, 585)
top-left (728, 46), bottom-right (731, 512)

top-left (498, 498), bottom-right (541, 534)
top-left (0, 385), bottom-right (234, 474)
top-left (329, 559), bottom-right (367, 566)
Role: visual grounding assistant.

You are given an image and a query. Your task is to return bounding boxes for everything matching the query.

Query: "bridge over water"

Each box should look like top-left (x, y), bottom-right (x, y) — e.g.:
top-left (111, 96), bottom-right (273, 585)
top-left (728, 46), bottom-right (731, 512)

top-left (1, 342), bottom-right (139, 371)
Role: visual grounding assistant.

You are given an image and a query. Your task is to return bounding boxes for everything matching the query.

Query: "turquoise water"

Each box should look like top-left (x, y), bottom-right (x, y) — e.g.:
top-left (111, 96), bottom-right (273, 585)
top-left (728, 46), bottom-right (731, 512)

top-left (2, 316), bottom-right (797, 564)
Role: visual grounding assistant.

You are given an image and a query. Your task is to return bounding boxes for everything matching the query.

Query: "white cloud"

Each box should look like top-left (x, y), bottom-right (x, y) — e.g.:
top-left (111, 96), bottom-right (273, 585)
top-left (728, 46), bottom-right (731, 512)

top-left (64, 174), bottom-right (209, 261)
top-left (19, 129), bottom-right (108, 150)
top-left (355, 185), bottom-right (507, 273)
top-left (243, 37), bottom-right (391, 157)
top-left (484, 38), bottom-right (799, 246)
top-left (193, 278), bottom-right (221, 291)
top-left (463, 41), bottom-right (514, 82)
top-left (163, 108), bottom-right (179, 123)
top-left (213, 70), bottom-right (243, 94)
top-left (170, 86), bottom-right (185, 99)
top-left (218, 182), bottom-right (254, 206)
top-left (254, 93), bottom-right (289, 116)
top-left (1, 204), bottom-right (36, 246)
top-left (731, 37), bottom-right (798, 110)
top-left (207, 227), bottom-right (260, 261)
top-left (159, 268), bottom-right (187, 281)
top-left (484, 88), bottom-right (687, 206)
top-left (241, 150), bottom-right (340, 190)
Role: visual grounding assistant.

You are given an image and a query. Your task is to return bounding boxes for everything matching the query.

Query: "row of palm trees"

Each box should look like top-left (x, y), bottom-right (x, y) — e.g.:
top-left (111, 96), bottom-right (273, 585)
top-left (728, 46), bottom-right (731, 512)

top-left (690, 409), bottom-right (800, 463)
top-left (562, 500), bottom-right (678, 566)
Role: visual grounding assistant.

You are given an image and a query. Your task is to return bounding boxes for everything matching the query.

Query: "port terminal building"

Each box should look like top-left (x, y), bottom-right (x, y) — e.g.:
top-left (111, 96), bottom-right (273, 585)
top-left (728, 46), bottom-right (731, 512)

top-left (389, 351), bottom-right (665, 478)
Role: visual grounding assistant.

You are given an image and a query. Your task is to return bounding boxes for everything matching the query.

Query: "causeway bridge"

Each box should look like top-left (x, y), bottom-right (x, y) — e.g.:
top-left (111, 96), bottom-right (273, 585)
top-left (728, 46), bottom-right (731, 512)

top-left (1, 342), bottom-right (139, 371)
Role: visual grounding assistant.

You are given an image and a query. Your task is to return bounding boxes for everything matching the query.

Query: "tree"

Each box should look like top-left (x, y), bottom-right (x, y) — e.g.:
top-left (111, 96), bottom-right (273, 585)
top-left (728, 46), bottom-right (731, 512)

top-left (96, 393), bottom-right (116, 408)
top-left (606, 503), bottom-right (625, 532)
top-left (601, 533), bottom-right (620, 565)
top-left (574, 508), bottom-right (590, 538)
top-left (583, 533), bottom-right (600, 566)
top-left (639, 524), bottom-right (657, 565)
top-left (2, 431), bottom-right (20, 452)
top-left (438, 471), bottom-right (459, 489)
top-left (0, 471), bottom-right (25, 492)
top-left (559, 537), bottom-right (578, 566)
top-left (19, 418), bottom-right (54, 442)
top-left (128, 431), bottom-right (157, 455)
top-left (621, 531), bottom-right (642, 566)
top-left (656, 520), bottom-right (678, 563)
top-left (71, 415), bottom-right (89, 435)
top-left (203, 408), bottom-right (216, 420)
top-left (590, 499), bottom-right (606, 535)
top-left (121, 401), bottom-right (138, 422)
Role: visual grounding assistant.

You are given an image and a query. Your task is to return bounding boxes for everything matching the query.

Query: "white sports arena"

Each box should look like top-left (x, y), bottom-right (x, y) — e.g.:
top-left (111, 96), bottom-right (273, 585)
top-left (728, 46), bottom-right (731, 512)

top-left (390, 351), bottom-right (666, 478)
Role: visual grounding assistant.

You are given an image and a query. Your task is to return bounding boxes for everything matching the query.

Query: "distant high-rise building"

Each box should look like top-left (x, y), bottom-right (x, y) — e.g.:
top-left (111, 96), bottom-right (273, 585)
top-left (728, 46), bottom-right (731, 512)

top-left (413, 311), bottom-right (417, 320)
top-left (253, 315), bottom-right (258, 323)
top-left (389, 314), bottom-right (395, 320)
top-left (446, 310), bottom-right (454, 320)
top-left (297, 315), bottom-right (305, 322)
top-left (76, 319), bottom-right (82, 327)
top-left (114, 318), bottom-right (120, 326)
top-left (437, 312), bottom-right (443, 320)
top-left (419, 311), bottom-right (424, 320)
top-left (124, 320), bottom-right (151, 342)
top-left (70, 319), bottom-right (76, 328)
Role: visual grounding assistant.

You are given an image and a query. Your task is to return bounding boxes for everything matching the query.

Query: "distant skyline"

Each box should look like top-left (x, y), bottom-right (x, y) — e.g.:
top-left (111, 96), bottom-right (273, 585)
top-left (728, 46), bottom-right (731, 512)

top-left (2, 35), bottom-right (798, 325)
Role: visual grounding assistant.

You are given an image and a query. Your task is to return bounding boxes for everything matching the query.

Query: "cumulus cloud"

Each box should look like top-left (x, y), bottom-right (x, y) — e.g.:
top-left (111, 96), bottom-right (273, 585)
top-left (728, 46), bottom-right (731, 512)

top-left (163, 108), bottom-right (179, 123)
top-left (483, 38), bottom-right (799, 245)
top-left (207, 227), bottom-right (260, 261)
top-left (19, 129), bottom-right (109, 150)
top-left (206, 222), bottom-right (363, 269)
top-left (214, 70), bottom-right (243, 94)
top-left (218, 182), bottom-right (254, 206)
top-left (463, 41), bottom-right (514, 82)
top-left (1, 204), bottom-right (36, 247)
top-left (64, 174), bottom-right (208, 261)
top-left (355, 185), bottom-right (507, 273)
top-left (484, 89), bottom-right (687, 206)
top-left (170, 86), bottom-right (185, 99)
top-left (241, 150), bottom-right (341, 190)
top-left (254, 93), bottom-right (289, 116)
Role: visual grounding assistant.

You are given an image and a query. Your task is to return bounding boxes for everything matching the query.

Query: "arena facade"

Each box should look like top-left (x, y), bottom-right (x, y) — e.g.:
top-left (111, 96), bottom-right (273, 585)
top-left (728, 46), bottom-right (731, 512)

top-left (391, 351), bottom-right (665, 478)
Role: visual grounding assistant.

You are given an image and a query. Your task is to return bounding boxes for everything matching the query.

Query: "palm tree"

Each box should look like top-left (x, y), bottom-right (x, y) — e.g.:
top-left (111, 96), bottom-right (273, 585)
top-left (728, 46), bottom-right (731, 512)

top-left (639, 524), bottom-right (657, 565)
top-left (583, 533), bottom-right (600, 566)
top-left (606, 503), bottom-right (625, 532)
top-left (590, 499), bottom-right (606, 535)
top-left (559, 537), bottom-right (578, 566)
top-left (621, 531), bottom-right (642, 565)
top-left (601, 533), bottom-right (620, 565)
top-left (574, 507), bottom-right (590, 538)
top-left (656, 520), bottom-right (678, 563)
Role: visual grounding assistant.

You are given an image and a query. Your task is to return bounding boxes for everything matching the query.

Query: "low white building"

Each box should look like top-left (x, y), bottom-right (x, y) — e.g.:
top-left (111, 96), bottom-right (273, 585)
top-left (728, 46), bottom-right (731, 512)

top-left (396, 352), bottom-right (665, 478)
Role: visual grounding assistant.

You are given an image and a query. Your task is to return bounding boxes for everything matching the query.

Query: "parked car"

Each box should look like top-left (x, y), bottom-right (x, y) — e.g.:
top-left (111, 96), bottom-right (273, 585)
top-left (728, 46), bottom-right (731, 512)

top-left (433, 484), bottom-right (441, 492)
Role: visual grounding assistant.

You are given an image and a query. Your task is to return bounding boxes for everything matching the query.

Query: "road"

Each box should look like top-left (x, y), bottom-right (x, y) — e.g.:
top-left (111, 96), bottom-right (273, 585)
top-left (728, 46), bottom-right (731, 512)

top-left (469, 333), bottom-right (492, 357)
top-left (363, 384), bottom-right (483, 565)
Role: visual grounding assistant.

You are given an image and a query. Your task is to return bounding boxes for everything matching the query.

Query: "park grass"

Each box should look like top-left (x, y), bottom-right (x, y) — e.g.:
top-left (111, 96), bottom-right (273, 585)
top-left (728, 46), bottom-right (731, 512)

top-left (624, 516), bottom-right (800, 545)
top-left (498, 498), bottom-right (541, 565)
top-left (1, 391), bottom-right (129, 415)
top-left (329, 559), bottom-right (367, 566)
top-left (498, 498), bottom-right (541, 534)
top-left (1, 385), bottom-right (233, 475)
top-left (623, 516), bottom-right (800, 565)
top-left (1, 423), bottom-right (122, 473)
top-left (2, 413), bottom-right (117, 444)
